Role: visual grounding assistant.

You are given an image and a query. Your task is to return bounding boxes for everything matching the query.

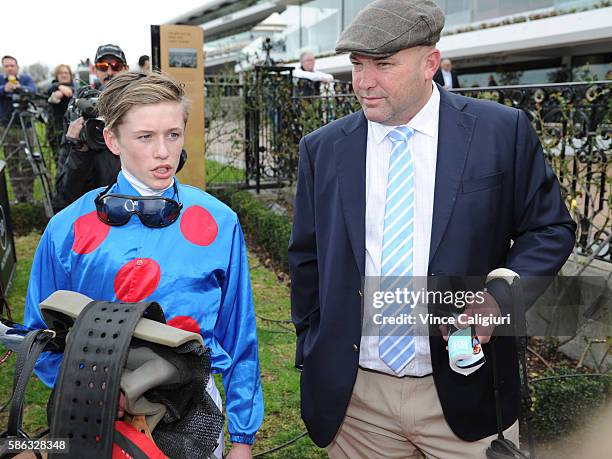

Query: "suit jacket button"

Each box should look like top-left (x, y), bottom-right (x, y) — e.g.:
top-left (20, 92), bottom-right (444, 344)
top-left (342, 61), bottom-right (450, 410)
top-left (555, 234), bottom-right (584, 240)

top-left (358, 289), bottom-right (363, 297)
top-left (352, 344), bottom-right (359, 352)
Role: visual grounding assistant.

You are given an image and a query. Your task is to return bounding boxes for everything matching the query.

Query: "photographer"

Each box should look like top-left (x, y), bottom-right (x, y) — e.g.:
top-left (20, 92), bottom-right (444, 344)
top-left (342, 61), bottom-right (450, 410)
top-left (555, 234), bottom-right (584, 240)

top-left (46, 64), bottom-right (74, 163)
top-left (0, 55), bottom-right (37, 202)
top-left (52, 44), bottom-right (127, 212)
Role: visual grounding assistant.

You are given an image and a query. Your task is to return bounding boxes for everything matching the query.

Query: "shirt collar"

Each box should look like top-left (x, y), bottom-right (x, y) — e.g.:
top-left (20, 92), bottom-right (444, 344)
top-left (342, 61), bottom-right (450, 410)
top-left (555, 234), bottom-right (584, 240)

top-left (115, 170), bottom-right (177, 199)
top-left (368, 82), bottom-right (440, 144)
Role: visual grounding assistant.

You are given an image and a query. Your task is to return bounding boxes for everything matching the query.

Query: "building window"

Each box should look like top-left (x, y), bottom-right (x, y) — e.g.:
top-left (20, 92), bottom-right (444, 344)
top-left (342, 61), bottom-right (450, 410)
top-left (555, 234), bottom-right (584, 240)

top-left (457, 59), bottom-right (569, 86)
top-left (299, 0), bottom-right (342, 55)
top-left (572, 53), bottom-right (612, 81)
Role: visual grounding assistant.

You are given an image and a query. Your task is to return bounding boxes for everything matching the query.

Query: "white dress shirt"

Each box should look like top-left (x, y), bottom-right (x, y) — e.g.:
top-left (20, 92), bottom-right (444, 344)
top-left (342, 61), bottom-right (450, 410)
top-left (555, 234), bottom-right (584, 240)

top-left (441, 69), bottom-right (454, 88)
top-left (293, 67), bottom-right (334, 83)
top-left (359, 83), bottom-right (440, 376)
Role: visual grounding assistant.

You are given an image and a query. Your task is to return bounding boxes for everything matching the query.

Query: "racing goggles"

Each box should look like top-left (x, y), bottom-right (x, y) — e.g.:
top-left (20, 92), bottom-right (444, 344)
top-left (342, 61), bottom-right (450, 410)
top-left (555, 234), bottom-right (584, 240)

top-left (95, 182), bottom-right (183, 228)
top-left (95, 60), bottom-right (125, 72)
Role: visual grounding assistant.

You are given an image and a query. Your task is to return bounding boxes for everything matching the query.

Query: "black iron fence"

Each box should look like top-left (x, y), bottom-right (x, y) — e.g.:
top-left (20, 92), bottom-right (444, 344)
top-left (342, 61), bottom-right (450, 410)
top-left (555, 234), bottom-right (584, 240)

top-left (204, 67), bottom-right (358, 190)
top-left (204, 72), bottom-right (611, 263)
top-left (454, 82), bottom-right (612, 265)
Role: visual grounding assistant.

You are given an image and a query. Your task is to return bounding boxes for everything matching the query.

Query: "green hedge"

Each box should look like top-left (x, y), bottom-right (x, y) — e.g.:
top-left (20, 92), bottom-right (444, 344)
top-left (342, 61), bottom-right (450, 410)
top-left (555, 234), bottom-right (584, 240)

top-left (531, 366), bottom-right (611, 441)
top-left (10, 202), bottom-right (48, 236)
top-left (211, 188), bottom-right (291, 272)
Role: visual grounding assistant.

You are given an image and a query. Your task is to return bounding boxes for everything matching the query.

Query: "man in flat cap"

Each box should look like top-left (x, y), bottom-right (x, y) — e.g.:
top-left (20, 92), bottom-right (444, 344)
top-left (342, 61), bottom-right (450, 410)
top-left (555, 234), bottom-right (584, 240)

top-left (289, 0), bottom-right (575, 457)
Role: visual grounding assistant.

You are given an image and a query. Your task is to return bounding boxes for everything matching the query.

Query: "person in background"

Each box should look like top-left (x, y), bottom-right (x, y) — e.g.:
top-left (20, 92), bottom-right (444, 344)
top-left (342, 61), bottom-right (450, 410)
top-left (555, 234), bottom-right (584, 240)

top-left (294, 51), bottom-right (334, 96)
top-left (91, 44), bottom-right (128, 89)
top-left (53, 44), bottom-right (127, 212)
top-left (46, 64), bottom-right (74, 163)
top-left (138, 55), bottom-right (150, 72)
top-left (0, 55), bottom-right (37, 202)
top-left (434, 57), bottom-right (461, 89)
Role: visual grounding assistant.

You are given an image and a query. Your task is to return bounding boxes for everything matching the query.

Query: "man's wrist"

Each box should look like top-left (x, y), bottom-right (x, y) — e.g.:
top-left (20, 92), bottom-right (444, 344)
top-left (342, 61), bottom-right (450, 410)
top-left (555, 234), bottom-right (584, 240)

top-left (485, 278), bottom-right (512, 315)
top-left (65, 136), bottom-right (87, 151)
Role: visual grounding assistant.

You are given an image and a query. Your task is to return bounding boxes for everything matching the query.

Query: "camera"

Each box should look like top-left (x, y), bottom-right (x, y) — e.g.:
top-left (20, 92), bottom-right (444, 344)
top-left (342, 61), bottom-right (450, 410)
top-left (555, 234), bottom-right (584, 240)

top-left (10, 87), bottom-right (42, 112)
top-left (66, 86), bottom-right (106, 150)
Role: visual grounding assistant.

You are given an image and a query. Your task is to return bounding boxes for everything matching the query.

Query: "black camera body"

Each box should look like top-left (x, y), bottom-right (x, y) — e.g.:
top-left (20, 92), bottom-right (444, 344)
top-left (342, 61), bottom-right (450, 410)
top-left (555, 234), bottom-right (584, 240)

top-left (66, 87), bottom-right (106, 150)
top-left (10, 87), bottom-right (40, 112)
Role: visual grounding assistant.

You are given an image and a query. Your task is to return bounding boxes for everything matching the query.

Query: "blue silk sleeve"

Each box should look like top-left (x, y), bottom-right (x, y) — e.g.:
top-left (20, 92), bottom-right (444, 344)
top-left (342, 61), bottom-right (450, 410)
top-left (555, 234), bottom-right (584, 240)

top-left (23, 228), bottom-right (71, 387)
top-left (215, 220), bottom-right (264, 445)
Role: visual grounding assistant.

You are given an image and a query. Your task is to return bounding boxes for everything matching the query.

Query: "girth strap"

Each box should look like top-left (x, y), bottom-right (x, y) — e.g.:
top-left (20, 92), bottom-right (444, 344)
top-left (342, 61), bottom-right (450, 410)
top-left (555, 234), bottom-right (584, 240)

top-left (9, 329), bottom-right (56, 436)
top-left (0, 329), bottom-right (55, 459)
top-left (49, 300), bottom-right (165, 459)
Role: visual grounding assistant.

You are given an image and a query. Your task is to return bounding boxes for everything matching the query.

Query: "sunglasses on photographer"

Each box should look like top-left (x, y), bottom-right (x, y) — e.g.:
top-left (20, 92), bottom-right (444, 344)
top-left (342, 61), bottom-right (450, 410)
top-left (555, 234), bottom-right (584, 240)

top-left (95, 182), bottom-right (183, 228)
top-left (95, 60), bottom-right (124, 72)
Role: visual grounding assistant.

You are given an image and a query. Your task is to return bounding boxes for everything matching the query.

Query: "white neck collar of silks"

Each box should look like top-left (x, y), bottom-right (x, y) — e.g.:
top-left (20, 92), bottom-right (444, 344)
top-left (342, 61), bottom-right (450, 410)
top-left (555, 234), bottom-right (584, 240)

top-left (121, 168), bottom-right (174, 197)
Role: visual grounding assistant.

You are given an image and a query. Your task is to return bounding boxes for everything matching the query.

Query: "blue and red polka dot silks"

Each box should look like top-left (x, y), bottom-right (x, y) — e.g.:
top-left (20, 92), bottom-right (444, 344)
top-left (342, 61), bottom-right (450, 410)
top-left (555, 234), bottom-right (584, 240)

top-left (23, 172), bottom-right (264, 444)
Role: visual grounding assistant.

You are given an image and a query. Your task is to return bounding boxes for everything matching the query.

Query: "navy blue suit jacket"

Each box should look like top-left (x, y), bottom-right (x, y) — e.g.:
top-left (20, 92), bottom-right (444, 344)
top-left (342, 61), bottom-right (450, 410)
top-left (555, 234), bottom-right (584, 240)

top-left (288, 87), bottom-right (576, 447)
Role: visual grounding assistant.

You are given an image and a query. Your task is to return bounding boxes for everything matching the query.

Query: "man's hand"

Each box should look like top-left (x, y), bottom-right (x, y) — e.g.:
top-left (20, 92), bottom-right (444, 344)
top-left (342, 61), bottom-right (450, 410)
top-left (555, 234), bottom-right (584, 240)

top-left (226, 443), bottom-right (252, 459)
top-left (58, 85), bottom-right (73, 98)
top-left (440, 292), bottom-right (501, 344)
top-left (3, 82), bottom-right (20, 92)
top-left (50, 90), bottom-right (63, 103)
top-left (66, 117), bottom-right (85, 140)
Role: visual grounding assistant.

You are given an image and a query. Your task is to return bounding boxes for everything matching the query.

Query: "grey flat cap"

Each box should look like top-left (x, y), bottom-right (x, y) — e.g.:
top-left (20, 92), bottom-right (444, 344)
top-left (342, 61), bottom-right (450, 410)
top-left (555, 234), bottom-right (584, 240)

top-left (335, 0), bottom-right (445, 57)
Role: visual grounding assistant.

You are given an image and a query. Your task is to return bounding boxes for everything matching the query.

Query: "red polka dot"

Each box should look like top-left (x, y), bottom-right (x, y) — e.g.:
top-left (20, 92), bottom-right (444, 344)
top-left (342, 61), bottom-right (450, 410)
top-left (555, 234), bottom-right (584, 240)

top-left (180, 206), bottom-right (218, 246)
top-left (167, 315), bottom-right (202, 335)
top-left (72, 211), bottom-right (111, 254)
top-left (114, 258), bottom-right (161, 302)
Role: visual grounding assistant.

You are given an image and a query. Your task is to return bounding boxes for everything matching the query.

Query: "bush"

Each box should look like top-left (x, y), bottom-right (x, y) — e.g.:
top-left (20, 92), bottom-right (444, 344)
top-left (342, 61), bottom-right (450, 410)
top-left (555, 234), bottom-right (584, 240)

top-left (212, 189), bottom-right (291, 272)
top-left (531, 366), bottom-right (611, 441)
top-left (10, 202), bottom-right (48, 236)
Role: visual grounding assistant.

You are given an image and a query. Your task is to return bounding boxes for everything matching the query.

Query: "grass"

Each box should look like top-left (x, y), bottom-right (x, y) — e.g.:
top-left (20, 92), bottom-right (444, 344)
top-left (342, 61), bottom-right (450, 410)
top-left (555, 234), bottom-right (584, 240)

top-left (0, 232), bottom-right (324, 457)
top-left (206, 158), bottom-right (246, 187)
top-left (0, 233), bottom-right (51, 434)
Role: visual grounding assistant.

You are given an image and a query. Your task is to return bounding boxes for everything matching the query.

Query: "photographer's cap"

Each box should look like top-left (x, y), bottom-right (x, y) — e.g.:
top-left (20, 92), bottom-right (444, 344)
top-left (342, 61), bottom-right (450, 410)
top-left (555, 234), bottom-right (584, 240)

top-left (95, 44), bottom-right (127, 65)
top-left (335, 0), bottom-right (444, 57)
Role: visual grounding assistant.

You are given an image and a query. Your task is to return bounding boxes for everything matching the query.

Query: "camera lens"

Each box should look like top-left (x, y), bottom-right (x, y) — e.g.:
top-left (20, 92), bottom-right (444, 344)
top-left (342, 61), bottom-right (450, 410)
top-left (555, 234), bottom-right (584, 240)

top-left (81, 119), bottom-right (106, 150)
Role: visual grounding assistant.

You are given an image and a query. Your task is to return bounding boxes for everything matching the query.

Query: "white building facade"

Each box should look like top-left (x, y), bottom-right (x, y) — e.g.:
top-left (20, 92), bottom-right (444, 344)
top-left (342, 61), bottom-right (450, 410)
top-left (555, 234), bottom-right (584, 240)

top-left (168, 0), bottom-right (612, 83)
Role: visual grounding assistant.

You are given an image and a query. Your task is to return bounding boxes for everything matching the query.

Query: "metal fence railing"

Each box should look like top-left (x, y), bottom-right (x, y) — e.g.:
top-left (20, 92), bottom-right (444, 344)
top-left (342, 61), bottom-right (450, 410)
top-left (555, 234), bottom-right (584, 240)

top-left (204, 73), bottom-right (611, 264)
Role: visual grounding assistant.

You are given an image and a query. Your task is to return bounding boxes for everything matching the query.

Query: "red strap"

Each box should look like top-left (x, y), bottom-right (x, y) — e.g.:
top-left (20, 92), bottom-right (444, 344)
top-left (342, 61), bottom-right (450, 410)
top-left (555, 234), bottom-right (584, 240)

top-left (112, 420), bottom-right (168, 459)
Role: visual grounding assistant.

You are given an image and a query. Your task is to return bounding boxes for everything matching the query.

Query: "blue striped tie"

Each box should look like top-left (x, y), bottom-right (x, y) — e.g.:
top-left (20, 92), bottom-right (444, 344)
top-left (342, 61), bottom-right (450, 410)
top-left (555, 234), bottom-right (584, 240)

top-left (379, 126), bottom-right (416, 374)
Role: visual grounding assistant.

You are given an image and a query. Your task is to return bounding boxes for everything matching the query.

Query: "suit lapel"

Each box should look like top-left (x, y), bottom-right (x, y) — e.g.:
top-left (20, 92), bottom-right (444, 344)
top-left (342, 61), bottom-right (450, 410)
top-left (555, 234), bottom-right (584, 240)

top-left (335, 111), bottom-right (367, 276)
top-left (429, 90), bottom-right (476, 265)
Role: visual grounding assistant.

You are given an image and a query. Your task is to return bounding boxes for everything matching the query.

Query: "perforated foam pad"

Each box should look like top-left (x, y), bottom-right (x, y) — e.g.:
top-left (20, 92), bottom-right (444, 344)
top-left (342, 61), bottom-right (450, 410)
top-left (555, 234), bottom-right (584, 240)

top-left (47, 300), bottom-right (223, 459)
top-left (49, 300), bottom-right (164, 457)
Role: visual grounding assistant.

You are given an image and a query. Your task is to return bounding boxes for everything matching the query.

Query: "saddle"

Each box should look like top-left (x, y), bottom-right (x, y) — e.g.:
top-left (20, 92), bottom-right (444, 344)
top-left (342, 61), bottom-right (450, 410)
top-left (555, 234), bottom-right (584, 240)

top-left (1, 290), bottom-right (224, 459)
